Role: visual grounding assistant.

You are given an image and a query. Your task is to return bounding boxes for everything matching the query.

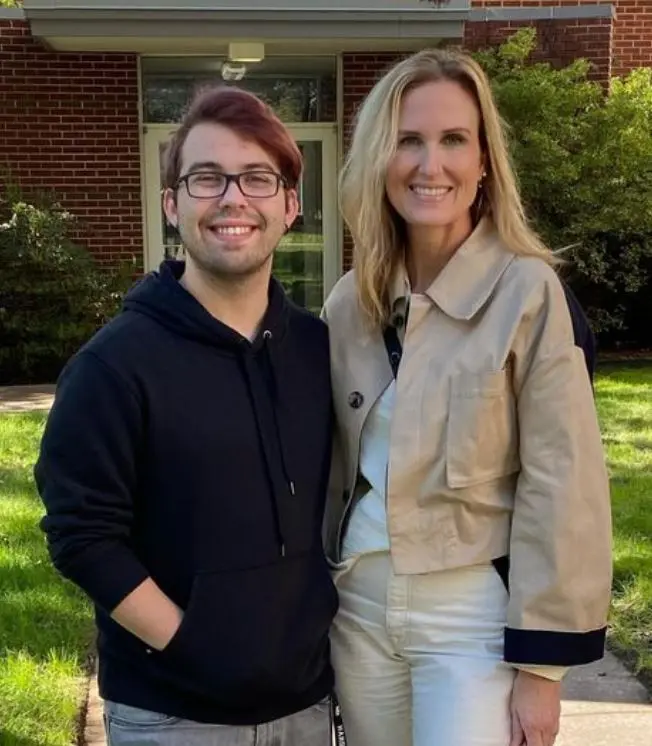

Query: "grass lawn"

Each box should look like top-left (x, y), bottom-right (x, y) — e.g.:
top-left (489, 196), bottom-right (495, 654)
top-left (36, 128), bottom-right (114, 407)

top-left (0, 363), bottom-right (649, 744)
top-left (0, 412), bottom-right (93, 746)
top-left (595, 361), bottom-right (652, 685)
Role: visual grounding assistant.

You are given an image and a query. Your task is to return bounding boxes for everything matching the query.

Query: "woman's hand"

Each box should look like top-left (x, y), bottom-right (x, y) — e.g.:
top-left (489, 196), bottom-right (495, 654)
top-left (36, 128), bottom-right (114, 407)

top-left (510, 670), bottom-right (561, 746)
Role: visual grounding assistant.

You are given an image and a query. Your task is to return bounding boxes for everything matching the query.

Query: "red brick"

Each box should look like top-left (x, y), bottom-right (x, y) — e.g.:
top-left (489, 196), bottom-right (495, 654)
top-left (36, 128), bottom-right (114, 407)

top-left (471, 0), bottom-right (652, 77)
top-left (465, 15), bottom-right (613, 81)
top-left (0, 20), bottom-right (142, 271)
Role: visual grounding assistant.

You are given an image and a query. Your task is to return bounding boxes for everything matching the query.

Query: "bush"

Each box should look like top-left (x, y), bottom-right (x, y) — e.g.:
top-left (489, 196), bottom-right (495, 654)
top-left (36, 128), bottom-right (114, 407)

top-left (0, 190), bottom-right (132, 384)
top-left (474, 29), bottom-right (652, 348)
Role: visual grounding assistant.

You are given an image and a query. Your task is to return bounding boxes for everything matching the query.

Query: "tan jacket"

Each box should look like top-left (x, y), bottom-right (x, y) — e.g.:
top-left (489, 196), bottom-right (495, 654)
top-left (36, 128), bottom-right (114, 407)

top-left (322, 219), bottom-right (612, 666)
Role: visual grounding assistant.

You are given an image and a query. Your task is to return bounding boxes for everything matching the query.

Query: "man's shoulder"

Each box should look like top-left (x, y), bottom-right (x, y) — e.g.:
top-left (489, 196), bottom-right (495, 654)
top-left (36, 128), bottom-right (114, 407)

top-left (69, 310), bottom-right (170, 393)
top-left (284, 297), bottom-right (328, 342)
top-left (81, 309), bottom-right (153, 362)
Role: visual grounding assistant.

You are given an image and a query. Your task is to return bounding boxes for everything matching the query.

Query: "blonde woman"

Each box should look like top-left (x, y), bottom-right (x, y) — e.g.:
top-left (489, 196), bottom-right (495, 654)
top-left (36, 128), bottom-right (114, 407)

top-left (322, 49), bottom-right (612, 746)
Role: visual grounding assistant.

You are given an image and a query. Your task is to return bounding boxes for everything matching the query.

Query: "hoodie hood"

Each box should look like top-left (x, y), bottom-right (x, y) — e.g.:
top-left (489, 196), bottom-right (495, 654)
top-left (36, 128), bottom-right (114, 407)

top-left (123, 260), bottom-right (289, 350)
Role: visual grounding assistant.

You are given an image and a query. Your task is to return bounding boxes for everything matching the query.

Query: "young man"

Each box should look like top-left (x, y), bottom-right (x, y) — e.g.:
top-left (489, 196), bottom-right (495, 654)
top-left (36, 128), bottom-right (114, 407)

top-left (35, 87), bottom-right (338, 745)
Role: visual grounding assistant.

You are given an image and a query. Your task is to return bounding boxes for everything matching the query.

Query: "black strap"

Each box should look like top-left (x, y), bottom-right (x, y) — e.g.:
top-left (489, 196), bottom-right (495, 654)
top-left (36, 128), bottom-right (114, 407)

top-left (383, 325), bottom-right (402, 378)
top-left (331, 690), bottom-right (347, 746)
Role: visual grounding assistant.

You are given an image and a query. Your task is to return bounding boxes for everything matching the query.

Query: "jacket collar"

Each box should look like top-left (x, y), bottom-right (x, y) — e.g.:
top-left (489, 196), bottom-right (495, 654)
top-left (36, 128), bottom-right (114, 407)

top-left (390, 218), bottom-right (516, 321)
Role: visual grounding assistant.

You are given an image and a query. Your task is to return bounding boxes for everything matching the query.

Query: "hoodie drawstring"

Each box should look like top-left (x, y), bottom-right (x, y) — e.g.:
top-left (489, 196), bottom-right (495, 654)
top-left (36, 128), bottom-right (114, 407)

top-left (262, 330), bottom-right (296, 498)
top-left (238, 331), bottom-right (295, 558)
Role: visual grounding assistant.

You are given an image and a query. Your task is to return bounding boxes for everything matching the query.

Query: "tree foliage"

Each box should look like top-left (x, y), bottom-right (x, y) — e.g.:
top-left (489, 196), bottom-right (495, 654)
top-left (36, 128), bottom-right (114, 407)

top-left (474, 29), bottom-right (652, 345)
top-left (0, 186), bottom-right (132, 384)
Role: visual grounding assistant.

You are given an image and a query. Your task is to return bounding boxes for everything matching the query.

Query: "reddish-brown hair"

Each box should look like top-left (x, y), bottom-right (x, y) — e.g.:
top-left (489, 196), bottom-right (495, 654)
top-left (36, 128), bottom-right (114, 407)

top-left (163, 85), bottom-right (302, 190)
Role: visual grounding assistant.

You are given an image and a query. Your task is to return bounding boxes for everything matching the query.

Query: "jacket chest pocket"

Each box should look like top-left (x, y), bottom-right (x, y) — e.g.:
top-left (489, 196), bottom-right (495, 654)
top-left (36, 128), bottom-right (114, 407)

top-left (446, 369), bottom-right (519, 489)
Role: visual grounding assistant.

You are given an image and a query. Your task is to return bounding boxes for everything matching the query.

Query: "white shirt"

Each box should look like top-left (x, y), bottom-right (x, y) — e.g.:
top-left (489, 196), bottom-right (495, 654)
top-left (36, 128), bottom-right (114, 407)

top-left (341, 380), bottom-right (395, 560)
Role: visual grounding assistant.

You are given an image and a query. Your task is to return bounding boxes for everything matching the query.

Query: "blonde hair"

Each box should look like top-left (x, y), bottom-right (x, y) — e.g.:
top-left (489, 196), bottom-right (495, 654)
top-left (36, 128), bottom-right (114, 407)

top-left (339, 47), bottom-right (558, 328)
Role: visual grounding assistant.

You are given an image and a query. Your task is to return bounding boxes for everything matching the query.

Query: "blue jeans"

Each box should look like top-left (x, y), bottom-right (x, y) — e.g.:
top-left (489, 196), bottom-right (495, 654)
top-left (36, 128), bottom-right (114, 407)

top-left (104, 698), bottom-right (332, 746)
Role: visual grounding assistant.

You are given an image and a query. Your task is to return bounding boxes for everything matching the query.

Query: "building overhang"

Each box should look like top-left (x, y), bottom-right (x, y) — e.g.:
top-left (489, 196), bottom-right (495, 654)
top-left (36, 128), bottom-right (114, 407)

top-left (22, 0), bottom-right (470, 54)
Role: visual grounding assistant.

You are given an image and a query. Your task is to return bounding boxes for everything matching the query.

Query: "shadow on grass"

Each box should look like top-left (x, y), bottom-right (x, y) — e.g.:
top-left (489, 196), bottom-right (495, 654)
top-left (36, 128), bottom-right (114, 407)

top-left (0, 731), bottom-right (44, 746)
top-left (0, 562), bottom-right (92, 660)
top-left (601, 415), bottom-right (652, 431)
top-left (598, 358), bottom-right (652, 372)
top-left (0, 466), bottom-right (39, 497)
top-left (605, 460), bottom-right (652, 476)
top-left (613, 551), bottom-right (652, 590)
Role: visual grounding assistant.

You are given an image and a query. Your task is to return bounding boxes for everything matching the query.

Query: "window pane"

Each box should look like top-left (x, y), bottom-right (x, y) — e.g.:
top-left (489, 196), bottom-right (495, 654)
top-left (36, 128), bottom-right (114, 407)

top-left (143, 56), bottom-right (336, 124)
top-left (273, 141), bottom-right (324, 314)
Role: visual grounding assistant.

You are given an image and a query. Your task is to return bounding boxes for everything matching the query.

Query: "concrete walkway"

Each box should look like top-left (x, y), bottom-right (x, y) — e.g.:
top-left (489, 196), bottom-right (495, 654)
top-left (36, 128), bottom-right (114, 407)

top-left (1, 385), bottom-right (650, 745)
top-left (0, 383), bottom-right (55, 412)
top-left (558, 652), bottom-right (651, 745)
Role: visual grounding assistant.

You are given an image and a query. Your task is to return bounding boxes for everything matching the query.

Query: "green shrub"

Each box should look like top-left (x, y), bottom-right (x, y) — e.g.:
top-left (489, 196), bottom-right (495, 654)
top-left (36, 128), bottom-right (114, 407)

top-left (0, 190), bottom-right (131, 384)
top-left (474, 29), bottom-right (652, 346)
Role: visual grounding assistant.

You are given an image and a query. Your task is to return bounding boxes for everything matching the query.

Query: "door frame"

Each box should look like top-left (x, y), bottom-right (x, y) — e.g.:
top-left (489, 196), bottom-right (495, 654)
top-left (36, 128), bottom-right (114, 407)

top-left (142, 122), bottom-right (340, 302)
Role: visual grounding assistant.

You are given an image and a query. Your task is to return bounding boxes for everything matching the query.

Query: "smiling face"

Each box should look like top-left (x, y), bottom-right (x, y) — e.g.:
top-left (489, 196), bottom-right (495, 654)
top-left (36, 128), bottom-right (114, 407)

top-left (163, 122), bottom-right (298, 280)
top-left (385, 79), bottom-right (485, 249)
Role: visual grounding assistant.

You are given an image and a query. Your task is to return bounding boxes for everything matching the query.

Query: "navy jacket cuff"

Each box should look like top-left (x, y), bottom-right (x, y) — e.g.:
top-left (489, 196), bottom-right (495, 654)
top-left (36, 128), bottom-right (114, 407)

top-left (504, 626), bottom-right (607, 666)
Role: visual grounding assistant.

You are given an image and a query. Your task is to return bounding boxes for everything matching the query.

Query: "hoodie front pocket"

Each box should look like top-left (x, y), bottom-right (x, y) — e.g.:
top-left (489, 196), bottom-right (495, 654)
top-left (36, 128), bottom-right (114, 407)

top-left (155, 554), bottom-right (337, 707)
top-left (446, 369), bottom-right (519, 489)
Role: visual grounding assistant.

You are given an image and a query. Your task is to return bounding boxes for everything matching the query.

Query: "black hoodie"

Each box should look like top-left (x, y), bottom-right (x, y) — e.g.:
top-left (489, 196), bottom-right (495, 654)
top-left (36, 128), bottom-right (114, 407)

top-left (35, 261), bottom-right (338, 725)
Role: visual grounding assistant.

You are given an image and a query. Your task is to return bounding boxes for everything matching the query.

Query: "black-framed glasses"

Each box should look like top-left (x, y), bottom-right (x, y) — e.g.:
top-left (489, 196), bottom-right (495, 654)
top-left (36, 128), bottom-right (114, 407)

top-left (175, 170), bottom-right (287, 199)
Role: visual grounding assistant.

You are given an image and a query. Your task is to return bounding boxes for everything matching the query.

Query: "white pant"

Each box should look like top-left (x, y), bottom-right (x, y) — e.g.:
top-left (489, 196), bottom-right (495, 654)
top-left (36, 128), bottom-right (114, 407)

top-left (330, 552), bottom-right (515, 746)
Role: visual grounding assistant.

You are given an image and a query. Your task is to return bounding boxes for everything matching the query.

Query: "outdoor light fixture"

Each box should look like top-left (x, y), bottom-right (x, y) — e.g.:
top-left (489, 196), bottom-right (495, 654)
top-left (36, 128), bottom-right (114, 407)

top-left (227, 42), bottom-right (265, 63)
top-left (221, 42), bottom-right (264, 81)
top-left (221, 61), bottom-right (247, 81)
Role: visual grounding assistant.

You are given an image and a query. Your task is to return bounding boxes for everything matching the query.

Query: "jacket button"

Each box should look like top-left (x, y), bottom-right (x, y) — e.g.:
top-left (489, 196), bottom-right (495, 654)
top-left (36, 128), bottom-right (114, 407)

top-left (348, 391), bottom-right (364, 409)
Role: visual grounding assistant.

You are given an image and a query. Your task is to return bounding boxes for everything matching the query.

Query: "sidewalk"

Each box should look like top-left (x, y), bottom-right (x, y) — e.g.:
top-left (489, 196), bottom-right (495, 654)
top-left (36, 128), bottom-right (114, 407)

top-left (0, 384), bottom-right (55, 412)
top-left (558, 652), bottom-right (651, 746)
top-left (1, 385), bottom-right (650, 745)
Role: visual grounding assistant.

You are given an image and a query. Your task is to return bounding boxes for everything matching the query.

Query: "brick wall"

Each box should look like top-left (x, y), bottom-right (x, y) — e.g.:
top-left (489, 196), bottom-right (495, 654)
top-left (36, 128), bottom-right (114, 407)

top-left (464, 17), bottom-right (613, 81)
top-left (341, 53), bottom-right (406, 269)
top-left (470, 0), bottom-right (652, 77)
top-left (610, 0), bottom-right (652, 76)
top-left (0, 20), bottom-right (142, 269)
top-left (342, 53), bottom-right (406, 151)
top-left (471, 1), bottom-right (611, 4)
top-left (467, 2), bottom-right (613, 81)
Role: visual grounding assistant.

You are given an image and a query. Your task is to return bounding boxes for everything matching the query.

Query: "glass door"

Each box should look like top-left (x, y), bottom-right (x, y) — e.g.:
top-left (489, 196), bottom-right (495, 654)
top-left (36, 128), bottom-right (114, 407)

top-left (143, 123), bottom-right (339, 312)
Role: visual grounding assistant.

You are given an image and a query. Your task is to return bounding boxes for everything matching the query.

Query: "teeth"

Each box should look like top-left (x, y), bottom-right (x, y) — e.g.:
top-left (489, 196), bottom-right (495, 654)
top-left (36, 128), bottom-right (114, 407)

top-left (211, 226), bottom-right (253, 235)
top-left (412, 186), bottom-right (451, 197)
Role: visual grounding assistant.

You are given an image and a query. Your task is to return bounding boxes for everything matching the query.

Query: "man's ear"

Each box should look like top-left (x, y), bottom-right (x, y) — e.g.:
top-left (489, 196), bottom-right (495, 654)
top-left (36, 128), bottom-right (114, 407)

top-left (163, 188), bottom-right (178, 228)
top-left (284, 188), bottom-right (300, 230)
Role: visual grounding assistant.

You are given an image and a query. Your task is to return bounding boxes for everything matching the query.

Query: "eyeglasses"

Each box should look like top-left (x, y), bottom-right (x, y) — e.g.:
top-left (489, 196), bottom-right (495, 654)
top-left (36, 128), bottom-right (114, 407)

top-left (175, 170), bottom-right (287, 199)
